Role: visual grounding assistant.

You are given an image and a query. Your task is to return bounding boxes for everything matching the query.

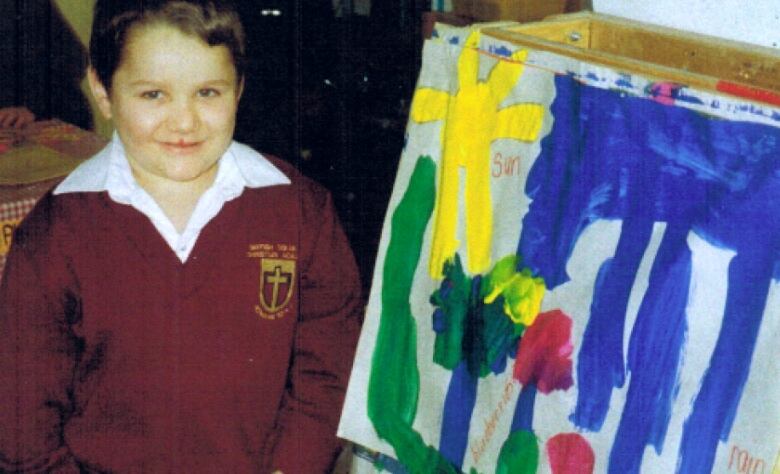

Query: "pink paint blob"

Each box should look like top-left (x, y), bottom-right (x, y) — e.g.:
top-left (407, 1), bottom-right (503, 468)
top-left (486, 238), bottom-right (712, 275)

top-left (514, 309), bottom-right (574, 393)
top-left (650, 82), bottom-right (677, 106)
top-left (546, 433), bottom-right (595, 474)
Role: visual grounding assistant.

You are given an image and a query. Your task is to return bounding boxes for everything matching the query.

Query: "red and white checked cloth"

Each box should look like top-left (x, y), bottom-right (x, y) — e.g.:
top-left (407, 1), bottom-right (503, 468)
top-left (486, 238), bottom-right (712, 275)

top-left (0, 197), bottom-right (38, 221)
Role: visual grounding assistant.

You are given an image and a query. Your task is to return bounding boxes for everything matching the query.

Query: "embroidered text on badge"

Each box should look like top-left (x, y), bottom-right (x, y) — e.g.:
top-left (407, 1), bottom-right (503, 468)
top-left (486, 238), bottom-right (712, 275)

top-left (247, 243), bottom-right (297, 320)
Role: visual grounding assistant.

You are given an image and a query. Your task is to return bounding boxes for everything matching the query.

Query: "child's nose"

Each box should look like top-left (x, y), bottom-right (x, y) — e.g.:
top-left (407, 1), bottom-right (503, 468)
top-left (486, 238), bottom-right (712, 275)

top-left (167, 99), bottom-right (200, 132)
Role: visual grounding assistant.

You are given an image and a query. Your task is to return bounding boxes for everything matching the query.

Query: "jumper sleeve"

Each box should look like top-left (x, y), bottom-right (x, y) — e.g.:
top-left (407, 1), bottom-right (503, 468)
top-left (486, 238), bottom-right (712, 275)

top-left (268, 187), bottom-right (363, 473)
top-left (0, 200), bottom-right (80, 473)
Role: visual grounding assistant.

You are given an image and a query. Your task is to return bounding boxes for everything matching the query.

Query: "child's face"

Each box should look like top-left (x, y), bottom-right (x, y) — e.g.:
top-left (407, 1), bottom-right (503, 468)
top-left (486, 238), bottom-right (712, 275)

top-left (89, 23), bottom-right (242, 188)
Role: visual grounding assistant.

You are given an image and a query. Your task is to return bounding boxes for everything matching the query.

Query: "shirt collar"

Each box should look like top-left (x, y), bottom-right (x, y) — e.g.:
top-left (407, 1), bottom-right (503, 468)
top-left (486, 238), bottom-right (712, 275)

top-left (54, 132), bottom-right (291, 196)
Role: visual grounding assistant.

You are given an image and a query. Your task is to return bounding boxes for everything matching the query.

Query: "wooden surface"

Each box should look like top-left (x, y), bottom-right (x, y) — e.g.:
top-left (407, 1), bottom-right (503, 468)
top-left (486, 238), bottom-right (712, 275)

top-left (454, 0), bottom-right (565, 22)
top-left (0, 119), bottom-right (107, 185)
top-left (592, 0), bottom-right (780, 49)
top-left (452, 0), bottom-right (580, 22)
top-left (422, 11), bottom-right (474, 38)
top-left (485, 12), bottom-right (780, 104)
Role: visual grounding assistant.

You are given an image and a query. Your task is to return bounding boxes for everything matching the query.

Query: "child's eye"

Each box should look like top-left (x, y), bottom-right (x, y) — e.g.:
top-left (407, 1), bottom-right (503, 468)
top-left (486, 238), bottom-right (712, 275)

top-left (140, 90), bottom-right (163, 100)
top-left (198, 88), bottom-right (220, 98)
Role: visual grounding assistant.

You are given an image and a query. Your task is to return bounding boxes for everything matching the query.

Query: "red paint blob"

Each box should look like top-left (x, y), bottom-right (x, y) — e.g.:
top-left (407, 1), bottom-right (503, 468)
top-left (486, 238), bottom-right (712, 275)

top-left (546, 433), bottom-right (595, 474)
top-left (649, 82), bottom-right (677, 106)
top-left (514, 309), bottom-right (574, 393)
top-left (716, 80), bottom-right (780, 107)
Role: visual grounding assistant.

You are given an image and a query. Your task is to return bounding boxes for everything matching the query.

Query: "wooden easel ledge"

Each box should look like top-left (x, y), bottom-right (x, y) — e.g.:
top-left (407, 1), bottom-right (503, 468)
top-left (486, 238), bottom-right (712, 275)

top-left (484, 12), bottom-right (780, 107)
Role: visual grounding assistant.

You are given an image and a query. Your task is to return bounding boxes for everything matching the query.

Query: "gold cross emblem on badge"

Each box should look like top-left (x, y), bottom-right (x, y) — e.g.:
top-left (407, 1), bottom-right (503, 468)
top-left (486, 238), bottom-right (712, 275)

top-left (258, 258), bottom-right (296, 315)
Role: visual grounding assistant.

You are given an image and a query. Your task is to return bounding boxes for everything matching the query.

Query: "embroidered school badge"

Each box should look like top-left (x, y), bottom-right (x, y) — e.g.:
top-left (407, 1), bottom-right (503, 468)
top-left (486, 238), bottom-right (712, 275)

top-left (247, 243), bottom-right (297, 320)
top-left (257, 258), bottom-right (295, 318)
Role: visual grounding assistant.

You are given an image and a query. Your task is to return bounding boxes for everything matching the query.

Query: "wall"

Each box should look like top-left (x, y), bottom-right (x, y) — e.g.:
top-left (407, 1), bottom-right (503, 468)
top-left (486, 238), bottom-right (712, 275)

top-left (53, 0), bottom-right (95, 47)
top-left (593, 0), bottom-right (780, 49)
top-left (53, 0), bottom-right (113, 137)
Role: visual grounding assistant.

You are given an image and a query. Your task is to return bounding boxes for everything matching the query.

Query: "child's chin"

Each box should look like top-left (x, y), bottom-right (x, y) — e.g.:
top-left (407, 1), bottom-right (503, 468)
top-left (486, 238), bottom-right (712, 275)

top-left (165, 167), bottom-right (213, 183)
top-left (168, 167), bottom-right (216, 183)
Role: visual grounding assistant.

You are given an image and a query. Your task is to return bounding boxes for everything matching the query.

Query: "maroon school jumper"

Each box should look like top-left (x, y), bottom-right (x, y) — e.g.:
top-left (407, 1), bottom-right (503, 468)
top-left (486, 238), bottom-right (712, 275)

top-left (0, 158), bottom-right (362, 473)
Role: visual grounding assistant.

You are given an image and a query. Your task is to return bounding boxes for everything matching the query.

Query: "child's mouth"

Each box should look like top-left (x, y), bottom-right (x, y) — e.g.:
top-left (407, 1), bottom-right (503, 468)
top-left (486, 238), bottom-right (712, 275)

top-left (162, 139), bottom-right (203, 152)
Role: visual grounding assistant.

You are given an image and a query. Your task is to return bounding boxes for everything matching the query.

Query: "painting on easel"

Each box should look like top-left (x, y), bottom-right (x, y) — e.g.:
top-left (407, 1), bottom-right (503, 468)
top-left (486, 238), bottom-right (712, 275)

top-left (339, 18), bottom-right (780, 474)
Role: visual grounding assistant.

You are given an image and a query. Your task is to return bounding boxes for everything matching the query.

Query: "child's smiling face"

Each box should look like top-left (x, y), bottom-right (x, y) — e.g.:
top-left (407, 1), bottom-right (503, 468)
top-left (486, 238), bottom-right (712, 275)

top-left (90, 23), bottom-right (242, 189)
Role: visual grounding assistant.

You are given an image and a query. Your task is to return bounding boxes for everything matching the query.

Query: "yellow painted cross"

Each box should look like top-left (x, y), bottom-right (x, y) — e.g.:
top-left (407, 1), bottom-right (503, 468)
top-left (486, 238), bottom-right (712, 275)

top-left (411, 31), bottom-right (544, 279)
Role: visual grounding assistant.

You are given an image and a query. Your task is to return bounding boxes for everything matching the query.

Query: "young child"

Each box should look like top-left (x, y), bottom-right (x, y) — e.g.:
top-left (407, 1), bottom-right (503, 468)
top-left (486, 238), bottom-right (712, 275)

top-left (0, 1), bottom-right (362, 472)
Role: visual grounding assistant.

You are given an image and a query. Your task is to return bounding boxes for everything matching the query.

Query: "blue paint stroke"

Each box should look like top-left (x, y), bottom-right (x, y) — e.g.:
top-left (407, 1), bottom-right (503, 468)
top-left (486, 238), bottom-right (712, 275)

top-left (511, 383), bottom-right (537, 433)
top-left (615, 73), bottom-right (634, 89)
top-left (375, 453), bottom-right (411, 474)
top-left (439, 360), bottom-right (478, 470)
top-left (432, 254), bottom-right (528, 469)
top-left (609, 222), bottom-right (691, 473)
top-left (672, 89), bottom-right (704, 105)
top-left (488, 45), bottom-right (513, 58)
top-left (572, 215), bottom-right (653, 430)
top-left (432, 308), bottom-right (447, 333)
top-left (519, 74), bottom-right (780, 473)
top-left (677, 180), bottom-right (779, 472)
top-left (585, 72), bottom-right (600, 82)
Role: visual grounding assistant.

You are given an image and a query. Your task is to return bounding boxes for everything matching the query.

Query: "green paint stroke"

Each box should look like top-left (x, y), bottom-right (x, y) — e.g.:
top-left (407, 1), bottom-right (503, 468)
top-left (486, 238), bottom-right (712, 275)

top-left (430, 255), bottom-right (470, 370)
top-left (496, 430), bottom-right (539, 474)
top-left (367, 156), bottom-right (457, 473)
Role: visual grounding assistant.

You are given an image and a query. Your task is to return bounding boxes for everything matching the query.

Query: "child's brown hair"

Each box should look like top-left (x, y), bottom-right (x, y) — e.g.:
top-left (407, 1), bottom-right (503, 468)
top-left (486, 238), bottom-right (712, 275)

top-left (89, 0), bottom-right (246, 91)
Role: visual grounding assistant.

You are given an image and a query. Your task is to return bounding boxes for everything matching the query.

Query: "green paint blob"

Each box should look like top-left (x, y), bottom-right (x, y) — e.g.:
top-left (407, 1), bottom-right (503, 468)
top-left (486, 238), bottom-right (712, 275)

top-left (432, 254), bottom-right (528, 378)
top-left (480, 294), bottom-right (522, 374)
top-left (367, 156), bottom-right (457, 474)
top-left (496, 430), bottom-right (539, 474)
top-left (482, 255), bottom-right (521, 296)
top-left (431, 255), bottom-right (471, 370)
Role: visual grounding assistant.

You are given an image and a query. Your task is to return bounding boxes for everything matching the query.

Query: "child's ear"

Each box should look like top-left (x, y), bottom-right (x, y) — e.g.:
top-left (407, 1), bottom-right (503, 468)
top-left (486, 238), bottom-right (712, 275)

top-left (237, 77), bottom-right (245, 102)
top-left (87, 67), bottom-right (113, 120)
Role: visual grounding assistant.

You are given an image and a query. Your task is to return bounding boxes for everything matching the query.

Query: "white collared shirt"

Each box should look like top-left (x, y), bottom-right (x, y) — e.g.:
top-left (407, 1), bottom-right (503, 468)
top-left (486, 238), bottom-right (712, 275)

top-left (55, 134), bottom-right (290, 262)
